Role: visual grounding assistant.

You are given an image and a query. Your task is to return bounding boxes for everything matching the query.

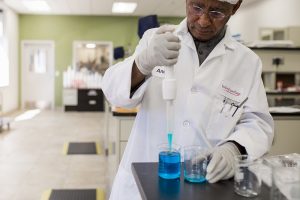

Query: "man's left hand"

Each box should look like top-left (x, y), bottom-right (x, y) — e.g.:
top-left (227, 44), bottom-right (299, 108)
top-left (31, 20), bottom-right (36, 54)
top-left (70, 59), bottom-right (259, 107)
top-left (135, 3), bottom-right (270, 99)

top-left (206, 142), bottom-right (240, 183)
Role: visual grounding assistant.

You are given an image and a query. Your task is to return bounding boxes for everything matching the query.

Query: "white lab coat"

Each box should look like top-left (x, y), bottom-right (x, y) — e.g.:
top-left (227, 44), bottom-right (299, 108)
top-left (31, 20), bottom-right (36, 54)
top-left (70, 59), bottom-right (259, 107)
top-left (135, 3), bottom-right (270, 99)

top-left (102, 18), bottom-right (274, 200)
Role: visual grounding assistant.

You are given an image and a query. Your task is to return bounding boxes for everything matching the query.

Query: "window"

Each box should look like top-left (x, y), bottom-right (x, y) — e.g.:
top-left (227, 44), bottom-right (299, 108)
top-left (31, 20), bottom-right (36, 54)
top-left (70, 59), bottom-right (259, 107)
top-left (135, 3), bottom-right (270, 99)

top-left (0, 10), bottom-right (3, 37)
top-left (73, 41), bottom-right (113, 75)
top-left (29, 48), bottom-right (47, 74)
top-left (0, 9), bottom-right (9, 87)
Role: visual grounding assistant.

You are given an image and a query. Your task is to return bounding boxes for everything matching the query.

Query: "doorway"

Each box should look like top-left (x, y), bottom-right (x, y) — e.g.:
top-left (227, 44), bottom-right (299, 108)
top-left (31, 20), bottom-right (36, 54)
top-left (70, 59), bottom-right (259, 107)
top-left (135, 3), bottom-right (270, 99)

top-left (21, 40), bottom-right (55, 109)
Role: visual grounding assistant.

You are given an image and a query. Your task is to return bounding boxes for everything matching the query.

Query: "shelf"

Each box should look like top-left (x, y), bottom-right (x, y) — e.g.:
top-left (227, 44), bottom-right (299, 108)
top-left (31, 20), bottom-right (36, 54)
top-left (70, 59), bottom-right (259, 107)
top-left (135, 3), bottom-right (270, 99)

top-left (266, 91), bottom-right (300, 95)
top-left (250, 47), bottom-right (300, 51)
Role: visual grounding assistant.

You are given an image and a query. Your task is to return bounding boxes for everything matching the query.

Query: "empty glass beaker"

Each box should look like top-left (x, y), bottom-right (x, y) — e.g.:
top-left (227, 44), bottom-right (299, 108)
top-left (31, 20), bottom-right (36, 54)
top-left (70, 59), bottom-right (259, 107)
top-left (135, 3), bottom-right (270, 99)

top-left (234, 155), bottom-right (262, 198)
top-left (183, 145), bottom-right (209, 183)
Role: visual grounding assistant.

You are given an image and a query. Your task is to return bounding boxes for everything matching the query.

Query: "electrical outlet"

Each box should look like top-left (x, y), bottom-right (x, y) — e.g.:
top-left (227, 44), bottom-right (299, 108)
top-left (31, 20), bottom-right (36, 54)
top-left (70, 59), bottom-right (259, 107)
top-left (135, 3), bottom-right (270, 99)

top-left (272, 57), bottom-right (284, 66)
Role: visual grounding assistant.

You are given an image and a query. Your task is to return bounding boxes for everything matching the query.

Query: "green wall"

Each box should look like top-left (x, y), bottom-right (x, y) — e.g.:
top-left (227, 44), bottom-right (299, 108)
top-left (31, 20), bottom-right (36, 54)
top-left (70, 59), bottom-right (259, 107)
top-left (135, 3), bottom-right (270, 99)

top-left (19, 15), bottom-right (183, 107)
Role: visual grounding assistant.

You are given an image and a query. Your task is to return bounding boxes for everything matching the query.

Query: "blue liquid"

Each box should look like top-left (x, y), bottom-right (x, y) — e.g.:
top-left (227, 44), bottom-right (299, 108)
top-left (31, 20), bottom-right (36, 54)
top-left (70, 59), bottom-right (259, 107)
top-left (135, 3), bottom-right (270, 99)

top-left (159, 151), bottom-right (181, 179)
top-left (168, 133), bottom-right (173, 150)
top-left (184, 173), bottom-right (206, 183)
top-left (184, 159), bottom-right (207, 183)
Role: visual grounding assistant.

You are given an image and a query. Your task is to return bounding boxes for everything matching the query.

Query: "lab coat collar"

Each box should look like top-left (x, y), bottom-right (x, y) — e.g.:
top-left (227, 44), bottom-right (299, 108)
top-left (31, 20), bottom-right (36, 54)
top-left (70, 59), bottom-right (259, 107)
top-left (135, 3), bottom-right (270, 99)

top-left (206, 28), bottom-right (237, 59)
top-left (175, 18), bottom-right (195, 50)
top-left (222, 27), bottom-right (237, 50)
top-left (203, 29), bottom-right (236, 64)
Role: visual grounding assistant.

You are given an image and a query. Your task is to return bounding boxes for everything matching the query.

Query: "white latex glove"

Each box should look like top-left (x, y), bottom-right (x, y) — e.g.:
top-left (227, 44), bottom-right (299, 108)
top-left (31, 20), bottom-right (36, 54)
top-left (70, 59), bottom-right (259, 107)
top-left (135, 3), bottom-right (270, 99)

top-left (135, 25), bottom-right (181, 75)
top-left (206, 142), bottom-right (241, 183)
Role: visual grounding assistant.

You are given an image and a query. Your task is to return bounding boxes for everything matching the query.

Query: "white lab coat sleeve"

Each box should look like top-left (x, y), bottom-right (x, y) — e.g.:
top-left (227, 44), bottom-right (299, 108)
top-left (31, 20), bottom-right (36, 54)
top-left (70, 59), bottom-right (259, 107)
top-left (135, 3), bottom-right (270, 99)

top-left (101, 29), bottom-right (154, 108)
top-left (222, 59), bottom-right (274, 159)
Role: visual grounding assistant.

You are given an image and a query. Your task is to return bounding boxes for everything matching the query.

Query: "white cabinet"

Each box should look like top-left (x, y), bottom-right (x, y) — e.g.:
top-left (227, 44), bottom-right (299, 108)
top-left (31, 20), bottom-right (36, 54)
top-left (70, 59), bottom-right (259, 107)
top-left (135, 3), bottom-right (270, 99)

top-left (118, 119), bottom-right (134, 160)
top-left (108, 115), bottom-right (135, 163)
top-left (120, 142), bottom-right (127, 160)
top-left (106, 110), bottom-right (135, 190)
top-left (63, 88), bottom-right (78, 105)
top-left (269, 118), bottom-right (300, 155)
top-left (120, 119), bottom-right (133, 141)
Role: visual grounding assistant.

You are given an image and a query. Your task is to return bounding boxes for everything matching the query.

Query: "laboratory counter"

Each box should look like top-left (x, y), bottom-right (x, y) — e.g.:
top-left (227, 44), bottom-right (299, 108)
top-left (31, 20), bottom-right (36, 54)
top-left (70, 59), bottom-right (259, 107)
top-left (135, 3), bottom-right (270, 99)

top-left (111, 106), bottom-right (138, 117)
top-left (132, 162), bottom-right (271, 200)
top-left (272, 113), bottom-right (300, 117)
top-left (110, 105), bottom-right (300, 118)
top-left (109, 106), bottom-right (300, 160)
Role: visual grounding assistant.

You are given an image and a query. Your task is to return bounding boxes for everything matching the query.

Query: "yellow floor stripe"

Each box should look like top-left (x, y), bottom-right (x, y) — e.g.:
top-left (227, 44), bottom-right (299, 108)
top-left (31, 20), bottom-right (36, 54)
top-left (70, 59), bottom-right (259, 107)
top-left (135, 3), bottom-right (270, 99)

top-left (109, 143), bottom-right (112, 154)
top-left (62, 142), bottom-right (69, 155)
top-left (96, 188), bottom-right (105, 200)
top-left (108, 142), bottom-right (115, 155)
top-left (41, 189), bottom-right (52, 200)
top-left (96, 142), bottom-right (102, 155)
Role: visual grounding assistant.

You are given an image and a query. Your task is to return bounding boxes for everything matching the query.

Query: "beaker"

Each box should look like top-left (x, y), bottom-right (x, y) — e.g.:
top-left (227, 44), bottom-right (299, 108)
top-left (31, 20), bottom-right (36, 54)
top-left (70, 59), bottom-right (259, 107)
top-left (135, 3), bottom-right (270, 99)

top-left (234, 155), bottom-right (262, 198)
top-left (271, 166), bottom-right (300, 200)
top-left (158, 143), bottom-right (181, 179)
top-left (183, 145), bottom-right (209, 183)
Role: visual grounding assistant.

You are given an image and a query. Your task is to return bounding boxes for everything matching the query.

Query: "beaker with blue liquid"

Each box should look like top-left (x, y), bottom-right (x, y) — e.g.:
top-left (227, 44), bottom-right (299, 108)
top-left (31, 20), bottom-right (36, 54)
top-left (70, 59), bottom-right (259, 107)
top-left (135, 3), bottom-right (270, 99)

top-left (158, 143), bottom-right (181, 179)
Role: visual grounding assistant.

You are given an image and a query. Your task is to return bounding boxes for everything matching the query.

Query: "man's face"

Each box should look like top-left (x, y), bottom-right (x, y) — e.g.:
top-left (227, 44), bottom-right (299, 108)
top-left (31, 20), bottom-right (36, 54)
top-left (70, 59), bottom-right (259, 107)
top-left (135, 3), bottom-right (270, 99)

top-left (186, 0), bottom-right (241, 41)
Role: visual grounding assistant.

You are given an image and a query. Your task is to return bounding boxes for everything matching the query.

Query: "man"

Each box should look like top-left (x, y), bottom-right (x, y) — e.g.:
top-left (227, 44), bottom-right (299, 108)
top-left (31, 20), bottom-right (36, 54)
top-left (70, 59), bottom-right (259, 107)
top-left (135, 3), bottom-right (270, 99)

top-left (102, 0), bottom-right (274, 199)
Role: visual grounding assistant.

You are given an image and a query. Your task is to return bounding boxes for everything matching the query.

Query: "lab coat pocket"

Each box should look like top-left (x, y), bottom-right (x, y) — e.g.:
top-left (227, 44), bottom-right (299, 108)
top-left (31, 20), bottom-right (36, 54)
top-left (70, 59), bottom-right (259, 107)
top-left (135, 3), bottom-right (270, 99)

top-left (206, 97), bottom-right (244, 140)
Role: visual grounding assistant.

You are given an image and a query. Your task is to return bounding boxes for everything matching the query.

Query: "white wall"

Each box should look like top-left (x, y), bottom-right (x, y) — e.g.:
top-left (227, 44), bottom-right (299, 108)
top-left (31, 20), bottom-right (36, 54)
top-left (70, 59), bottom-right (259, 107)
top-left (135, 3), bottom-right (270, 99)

top-left (228, 0), bottom-right (300, 43)
top-left (0, 2), bottom-right (19, 114)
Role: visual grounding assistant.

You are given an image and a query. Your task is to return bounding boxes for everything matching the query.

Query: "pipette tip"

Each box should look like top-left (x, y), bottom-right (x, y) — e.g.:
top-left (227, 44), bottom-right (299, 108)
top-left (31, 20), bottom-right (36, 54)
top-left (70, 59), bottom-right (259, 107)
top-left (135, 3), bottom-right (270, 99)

top-left (168, 132), bottom-right (173, 151)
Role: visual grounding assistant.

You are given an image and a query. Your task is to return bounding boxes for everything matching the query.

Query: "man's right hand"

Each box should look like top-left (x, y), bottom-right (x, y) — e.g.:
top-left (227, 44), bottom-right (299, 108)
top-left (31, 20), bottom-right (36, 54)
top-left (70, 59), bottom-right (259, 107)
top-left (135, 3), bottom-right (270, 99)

top-left (135, 25), bottom-right (181, 76)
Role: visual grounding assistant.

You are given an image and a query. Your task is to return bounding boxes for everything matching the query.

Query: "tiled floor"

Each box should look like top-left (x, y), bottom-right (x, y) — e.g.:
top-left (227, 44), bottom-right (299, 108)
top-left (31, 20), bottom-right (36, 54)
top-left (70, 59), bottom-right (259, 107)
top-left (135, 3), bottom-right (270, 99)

top-left (0, 110), bottom-right (112, 200)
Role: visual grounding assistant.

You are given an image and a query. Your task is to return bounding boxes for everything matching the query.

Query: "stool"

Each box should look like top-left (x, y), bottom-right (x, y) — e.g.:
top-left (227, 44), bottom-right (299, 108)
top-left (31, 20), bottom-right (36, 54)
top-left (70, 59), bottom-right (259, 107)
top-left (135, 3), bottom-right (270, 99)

top-left (0, 117), bottom-right (11, 133)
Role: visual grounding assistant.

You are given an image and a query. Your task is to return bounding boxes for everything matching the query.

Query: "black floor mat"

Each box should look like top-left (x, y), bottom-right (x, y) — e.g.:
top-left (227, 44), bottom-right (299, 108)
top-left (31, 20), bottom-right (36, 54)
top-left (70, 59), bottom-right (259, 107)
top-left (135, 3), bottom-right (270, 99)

top-left (67, 142), bottom-right (97, 155)
top-left (49, 189), bottom-right (96, 200)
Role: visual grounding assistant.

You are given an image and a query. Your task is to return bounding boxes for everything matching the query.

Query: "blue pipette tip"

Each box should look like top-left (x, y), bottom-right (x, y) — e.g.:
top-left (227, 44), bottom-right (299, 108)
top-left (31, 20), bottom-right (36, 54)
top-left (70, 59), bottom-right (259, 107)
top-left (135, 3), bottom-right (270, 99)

top-left (168, 132), bottom-right (173, 151)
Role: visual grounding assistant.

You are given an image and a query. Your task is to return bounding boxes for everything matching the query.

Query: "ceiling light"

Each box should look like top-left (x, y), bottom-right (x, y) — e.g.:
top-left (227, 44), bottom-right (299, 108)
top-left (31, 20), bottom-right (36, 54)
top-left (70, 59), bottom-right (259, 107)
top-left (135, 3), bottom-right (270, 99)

top-left (22, 0), bottom-right (51, 12)
top-left (112, 2), bottom-right (137, 14)
top-left (86, 43), bottom-right (96, 49)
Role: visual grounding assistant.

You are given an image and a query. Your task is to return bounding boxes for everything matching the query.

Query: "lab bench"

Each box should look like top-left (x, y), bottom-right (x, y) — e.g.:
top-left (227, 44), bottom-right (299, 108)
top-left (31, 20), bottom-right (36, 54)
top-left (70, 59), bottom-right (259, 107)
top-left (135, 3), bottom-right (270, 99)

top-left (109, 112), bottom-right (300, 162)
top-left (132, 162), bottom-right (271, 200)
top-left (107, 111), bottom-right (299, 198)
top-left (105, 105), bottom-right (137, 191)
top-left (107, 107), bottom-right (136, 163)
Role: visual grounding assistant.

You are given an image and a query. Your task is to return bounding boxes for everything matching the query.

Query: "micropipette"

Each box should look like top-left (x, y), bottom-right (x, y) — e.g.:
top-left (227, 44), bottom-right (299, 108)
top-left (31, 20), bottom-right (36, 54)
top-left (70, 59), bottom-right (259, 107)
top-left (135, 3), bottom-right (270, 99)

top-left (163, 57), bottom-right (177, 151)
top-left (162, 28), bottom-right (180, 151)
